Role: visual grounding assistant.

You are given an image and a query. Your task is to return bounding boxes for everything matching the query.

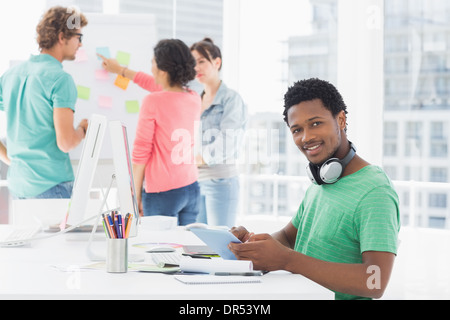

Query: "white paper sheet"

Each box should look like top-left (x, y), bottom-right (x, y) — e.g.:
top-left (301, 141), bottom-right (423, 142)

top-left (179, 258), bottom-right (253, 273)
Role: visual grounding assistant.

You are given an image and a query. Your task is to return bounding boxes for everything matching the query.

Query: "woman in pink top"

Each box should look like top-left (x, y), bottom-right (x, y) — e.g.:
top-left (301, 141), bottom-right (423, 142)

top-left (100, 39), bottom-right (201, 225)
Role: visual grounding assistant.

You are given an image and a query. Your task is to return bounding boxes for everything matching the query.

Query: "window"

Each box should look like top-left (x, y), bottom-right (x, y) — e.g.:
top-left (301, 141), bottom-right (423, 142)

top-left (429, 193), bottom-right (447, 208)
top-left (430, 168), bottom-right (448, 182)
top-left (46, 0), bottom-right (103, 12)
top-left (384, 0), bottom-right (450, 229)
top-left (119, 0), bottom-right (223, 47)
top-left (405, 122), bottom-right (423, 157)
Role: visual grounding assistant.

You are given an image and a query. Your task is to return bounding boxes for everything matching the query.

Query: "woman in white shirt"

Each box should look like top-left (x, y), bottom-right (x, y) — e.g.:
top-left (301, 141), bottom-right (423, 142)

top-left (190, 38), bottom-right (248, 228)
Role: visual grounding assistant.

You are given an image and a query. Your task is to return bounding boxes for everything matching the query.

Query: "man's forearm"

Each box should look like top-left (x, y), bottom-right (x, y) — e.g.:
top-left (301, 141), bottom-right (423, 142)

top-left (284, 251), bottom-right (394, 299)
top-left (271, 229), bottom-right (294, 249)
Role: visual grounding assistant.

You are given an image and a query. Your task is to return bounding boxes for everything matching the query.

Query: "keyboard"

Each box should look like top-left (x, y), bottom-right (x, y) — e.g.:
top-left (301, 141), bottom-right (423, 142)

top-left (0, 225), bottom-right (41, 247)
top-left (149, 252), bottom-right (183, 267)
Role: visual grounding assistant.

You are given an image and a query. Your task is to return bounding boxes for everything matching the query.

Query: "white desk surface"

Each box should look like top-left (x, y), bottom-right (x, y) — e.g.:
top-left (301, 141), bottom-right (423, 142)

top-left (0, 227), bottom-right (333, 300)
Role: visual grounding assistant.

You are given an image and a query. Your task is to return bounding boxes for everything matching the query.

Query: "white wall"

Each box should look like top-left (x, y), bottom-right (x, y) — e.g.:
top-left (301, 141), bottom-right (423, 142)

top-left (0, 0), bottom-right (46, 140)
top-left (337, 0), bottom-right (384, 165)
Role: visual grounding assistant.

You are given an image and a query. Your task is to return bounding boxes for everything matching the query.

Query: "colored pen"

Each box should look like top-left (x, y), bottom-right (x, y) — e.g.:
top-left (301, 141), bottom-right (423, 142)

top-left (121, 213), bottom-right (126, 238)
top-left (105, 213), bottom-right (114, 238)
top-left (114, 215), bottom-right (121, 239)
top-left (182, 253), bottom-right (211, 259)
top-left (124, 214), bottom-right (133, 238)
top-left (107, 214), bottom-right (117, 238)
top-left (117, 214), bottom-right (123, 239)
top-left (101, 214), bottom-right (111, 238)
top-left (214, 271), bottom-right (263, 276)
top-left (124, 213), bottom-right (130, 232)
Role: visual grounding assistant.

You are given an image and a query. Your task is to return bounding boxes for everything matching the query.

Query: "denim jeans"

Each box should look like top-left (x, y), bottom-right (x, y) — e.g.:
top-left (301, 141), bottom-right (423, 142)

top-left (197, 176), bottom-right (239, 228)
top-left (141, 181), bottom-right (200, 226)
top-left (15, 181), bottom-right (74, 200)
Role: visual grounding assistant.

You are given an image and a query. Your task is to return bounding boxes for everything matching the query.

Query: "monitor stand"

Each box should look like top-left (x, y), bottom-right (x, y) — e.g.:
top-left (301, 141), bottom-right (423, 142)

top-left (85, 175), bottom-right (144, 263)
top-left (85, 174), bottom-right (116, 261)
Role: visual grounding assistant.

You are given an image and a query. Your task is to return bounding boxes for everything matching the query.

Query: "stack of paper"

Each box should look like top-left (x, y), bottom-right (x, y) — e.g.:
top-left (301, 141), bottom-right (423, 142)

top-left (179, 258), bottom-right (253, 274)
top-left (174, 275), bottom-right (261, 285)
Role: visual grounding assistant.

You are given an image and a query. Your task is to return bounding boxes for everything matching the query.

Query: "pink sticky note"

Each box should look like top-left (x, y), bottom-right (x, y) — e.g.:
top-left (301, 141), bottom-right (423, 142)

top-left (75, 48), bottom-right (88, 62)
top-left (98, 96), bottom-right (113, 109)
top-left (95, 69), bottom-right (109, 80)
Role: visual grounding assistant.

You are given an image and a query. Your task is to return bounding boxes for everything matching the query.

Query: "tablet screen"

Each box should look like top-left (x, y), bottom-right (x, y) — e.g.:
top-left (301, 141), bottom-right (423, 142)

top-left (190, 228), bottom-right (242, 260)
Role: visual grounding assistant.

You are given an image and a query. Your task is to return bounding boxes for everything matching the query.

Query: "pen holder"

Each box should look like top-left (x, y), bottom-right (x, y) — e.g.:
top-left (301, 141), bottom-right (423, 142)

top-left (106, 238), bottom-right (128, 273)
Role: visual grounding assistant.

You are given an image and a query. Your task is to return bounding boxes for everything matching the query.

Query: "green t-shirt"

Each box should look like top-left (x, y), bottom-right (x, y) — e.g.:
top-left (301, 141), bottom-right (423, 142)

top-left (292, 165), bottom-right (400, 300)
top-left (0, 54), bottom-right (77, 197)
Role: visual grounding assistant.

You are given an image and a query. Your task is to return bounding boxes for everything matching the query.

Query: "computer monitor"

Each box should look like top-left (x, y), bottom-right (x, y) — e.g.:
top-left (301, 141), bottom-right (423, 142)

top-left (109, 121), bottom-right (140, 237)
top-left (64, 114), bottom-right (107, 228)
top-left (62, 116), bottom-right (139, 238)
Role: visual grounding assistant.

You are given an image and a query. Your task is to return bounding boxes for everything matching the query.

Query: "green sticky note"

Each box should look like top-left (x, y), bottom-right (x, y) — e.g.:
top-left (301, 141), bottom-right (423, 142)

top-left (77, 85), bottom-right (91, 100)
top-left (116, 51), bottom-right (131, 66)
top-left (126, 100), bottom-right (140, 113)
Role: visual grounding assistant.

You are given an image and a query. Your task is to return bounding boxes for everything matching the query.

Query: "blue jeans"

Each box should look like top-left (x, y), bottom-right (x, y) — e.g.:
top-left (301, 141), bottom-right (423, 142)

top-left (141, 181), bottom-right (200, 226)
top-left (197, 176), bottom-right (239, 228)
top-left (15, 181), bottom-right (74, 200)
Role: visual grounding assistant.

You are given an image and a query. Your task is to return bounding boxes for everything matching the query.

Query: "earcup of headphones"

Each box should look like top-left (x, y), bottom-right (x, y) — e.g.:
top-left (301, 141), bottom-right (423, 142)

top-left (319, 158), bottom-right (343, 184)
top-left (306, 141), bottom-right (356, 186)
top-left (307, 162), bottom-right (324, 185)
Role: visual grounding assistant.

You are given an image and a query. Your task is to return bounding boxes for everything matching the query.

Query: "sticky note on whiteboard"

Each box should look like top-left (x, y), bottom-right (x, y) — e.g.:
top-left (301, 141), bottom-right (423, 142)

top-left (77, 85), bottom-right (91, 100)
top-left (95, 69), bottom-right (109, 80)
top-left (75, 48), bottom-right (88, 62)
top-left (96, 47), bottom-right (111, 59)
top-left (98, 96), bottom-right (113, 109)
top-left (116, 51), bottom-right (131, 65)
top-left (114, 75), bottom-right (130, 90)
top-left (125, 100), bottom-right (140, 113)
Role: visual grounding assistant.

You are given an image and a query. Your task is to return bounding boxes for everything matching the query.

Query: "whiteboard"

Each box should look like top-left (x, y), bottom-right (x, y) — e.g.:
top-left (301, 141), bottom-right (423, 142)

top-left (64, 13), bottom-right (158, 159)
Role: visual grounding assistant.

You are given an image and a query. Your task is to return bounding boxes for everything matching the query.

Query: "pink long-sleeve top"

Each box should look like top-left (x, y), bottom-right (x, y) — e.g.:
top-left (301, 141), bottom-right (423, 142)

top-left (132, 72), bottom-right (201, 193)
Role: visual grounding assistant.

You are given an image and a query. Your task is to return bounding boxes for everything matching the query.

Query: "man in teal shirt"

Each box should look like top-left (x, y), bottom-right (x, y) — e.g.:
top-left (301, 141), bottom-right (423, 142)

top-left (0, 6), bottom-right (89, 199)
top-left (229, 79), bottom-right (400, 300)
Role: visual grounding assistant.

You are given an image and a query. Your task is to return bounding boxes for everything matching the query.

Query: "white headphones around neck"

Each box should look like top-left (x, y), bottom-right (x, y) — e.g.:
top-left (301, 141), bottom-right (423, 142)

top-left (306, 141), bottom-right (356, 185)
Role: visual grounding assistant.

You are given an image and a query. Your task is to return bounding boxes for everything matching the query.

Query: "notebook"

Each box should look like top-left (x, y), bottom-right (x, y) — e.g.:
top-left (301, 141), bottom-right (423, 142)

top-left (174, 275), bottom-right (261, 285)
top-left (179, 258), bottom-right (253, 274)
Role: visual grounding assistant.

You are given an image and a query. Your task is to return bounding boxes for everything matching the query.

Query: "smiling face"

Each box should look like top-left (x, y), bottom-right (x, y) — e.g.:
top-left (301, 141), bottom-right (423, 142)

top-left (287, 99), bottom-right (347, 165)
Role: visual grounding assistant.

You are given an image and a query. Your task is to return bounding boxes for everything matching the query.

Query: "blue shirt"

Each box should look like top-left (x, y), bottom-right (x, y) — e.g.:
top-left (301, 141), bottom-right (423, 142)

top-left (198, 81), bottom-right (247, 180)
top-left (0, 54), bottom-right (77, 197)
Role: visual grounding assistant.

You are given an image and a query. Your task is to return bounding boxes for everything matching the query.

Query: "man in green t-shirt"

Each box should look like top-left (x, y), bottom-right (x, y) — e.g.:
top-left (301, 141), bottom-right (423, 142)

top-left (229, 79), bottom-right (400, 300)
top-left (0, 7), bottom-right (89, 199)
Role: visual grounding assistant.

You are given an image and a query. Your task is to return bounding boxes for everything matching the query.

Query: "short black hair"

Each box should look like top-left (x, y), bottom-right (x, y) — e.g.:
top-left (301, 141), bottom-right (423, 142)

top-left (154, 39), bottom-right (196, 87)
top-left (283, 78), bottom-right (348, 126)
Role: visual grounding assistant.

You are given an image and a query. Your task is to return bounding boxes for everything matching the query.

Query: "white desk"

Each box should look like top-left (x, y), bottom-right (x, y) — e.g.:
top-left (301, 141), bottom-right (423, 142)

top-left (0, 227), bottom-right (333, 300)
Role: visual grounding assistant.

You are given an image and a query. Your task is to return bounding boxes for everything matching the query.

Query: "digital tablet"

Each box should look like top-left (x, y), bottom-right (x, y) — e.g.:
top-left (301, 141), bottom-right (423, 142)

top-left (189, 228), bottom-right (242, 260)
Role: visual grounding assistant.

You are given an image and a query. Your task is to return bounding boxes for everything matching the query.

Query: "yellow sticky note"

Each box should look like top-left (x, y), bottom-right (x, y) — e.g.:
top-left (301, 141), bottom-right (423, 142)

top-left (116, 51), bottom-right (131, 65)
top-left (125, 100), bottom-right (140, 114)
top-left (77, 85), bottom-right (91, 100)
top-left (114, 75), bottom-right (130, 90)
